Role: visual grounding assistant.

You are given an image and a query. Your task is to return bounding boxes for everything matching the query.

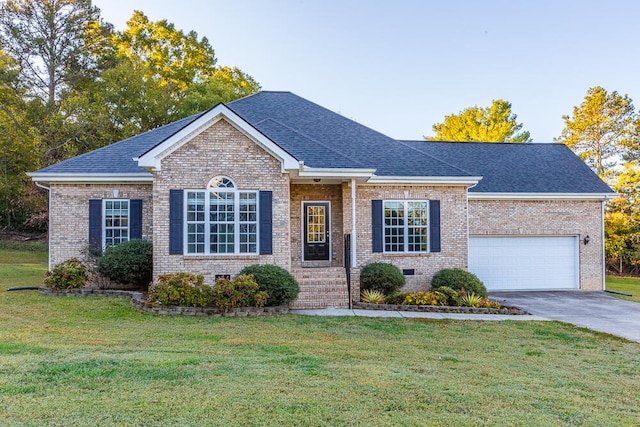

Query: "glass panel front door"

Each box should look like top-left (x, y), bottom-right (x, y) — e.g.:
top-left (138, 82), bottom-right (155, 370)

top-left (303, 202), bottom-right (330, 261)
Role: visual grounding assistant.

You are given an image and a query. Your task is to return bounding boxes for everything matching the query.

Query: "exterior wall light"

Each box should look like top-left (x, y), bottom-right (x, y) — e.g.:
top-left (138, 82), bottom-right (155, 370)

top-left (583, 235), bottom-right (590, 245)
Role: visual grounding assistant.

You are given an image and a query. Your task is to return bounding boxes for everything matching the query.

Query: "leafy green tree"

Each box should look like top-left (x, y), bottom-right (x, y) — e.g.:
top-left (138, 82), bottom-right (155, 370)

top-left (113, 10), bottom-right (217, 96)
top-left (0, 0), bottom-right (108, 106)
top-left (427, 100), bottom-right (531, 142)
top-left (556, 86), bottom-right (638, 176)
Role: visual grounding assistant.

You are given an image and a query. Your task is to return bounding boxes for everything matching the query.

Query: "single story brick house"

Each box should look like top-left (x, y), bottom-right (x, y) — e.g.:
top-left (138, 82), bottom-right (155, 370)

top-left (29, 91), bottom-right (614, 308)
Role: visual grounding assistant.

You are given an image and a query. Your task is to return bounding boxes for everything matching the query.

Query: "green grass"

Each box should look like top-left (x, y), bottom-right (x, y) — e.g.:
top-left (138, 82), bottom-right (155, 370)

top-left (606, 275), bottom-right (640, 303)
top-left (1, 246), bottom-right (639, 426)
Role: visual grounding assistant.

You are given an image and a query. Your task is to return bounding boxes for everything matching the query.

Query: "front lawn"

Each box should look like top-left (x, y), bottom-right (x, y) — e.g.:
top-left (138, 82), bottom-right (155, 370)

top-left (606, 275), bottom-right (640, 303)
top-left (1, 246), bottom-right (639, 425)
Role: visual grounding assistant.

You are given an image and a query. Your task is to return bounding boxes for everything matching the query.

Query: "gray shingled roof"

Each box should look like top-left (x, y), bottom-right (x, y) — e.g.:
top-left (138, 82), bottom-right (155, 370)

top-left (34, 112), bottom-right (207, 175)
top-left (401, 140), bottom-right (613, 194)
top-left (227, 92), bottom-right (471, 177)
top-left (31, 90), bottom-right (613, 195)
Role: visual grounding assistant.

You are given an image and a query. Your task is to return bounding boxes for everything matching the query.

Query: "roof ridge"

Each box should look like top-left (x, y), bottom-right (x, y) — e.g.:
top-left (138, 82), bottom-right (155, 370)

top-left (396, 140), bottom-right (475, 176)
top-left (256, 117), bottom-right (367, 168)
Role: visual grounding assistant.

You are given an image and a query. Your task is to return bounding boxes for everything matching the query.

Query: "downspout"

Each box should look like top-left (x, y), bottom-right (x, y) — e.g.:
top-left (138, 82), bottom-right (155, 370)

top-left (351, 178), bottom-right (357, 268)
top-left (602, 200), bottom-right (606, 291)
top-left (350, 178), bottom-right (357, 309)
top-left (465, 183), bottom-right (478, 269)
top-left (34, 182), bottom-right (51, 270)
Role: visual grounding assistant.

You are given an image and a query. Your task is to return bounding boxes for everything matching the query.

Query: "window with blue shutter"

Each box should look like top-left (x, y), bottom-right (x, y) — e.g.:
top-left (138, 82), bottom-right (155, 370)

top-left (372, 199), bottom-right (440, 253)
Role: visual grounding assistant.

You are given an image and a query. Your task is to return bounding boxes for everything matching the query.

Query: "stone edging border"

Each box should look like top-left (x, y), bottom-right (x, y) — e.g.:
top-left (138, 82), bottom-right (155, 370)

top-left (353, 301), bottom-right (529, 315)
top-left (38, 287), bottom-right (289, 317)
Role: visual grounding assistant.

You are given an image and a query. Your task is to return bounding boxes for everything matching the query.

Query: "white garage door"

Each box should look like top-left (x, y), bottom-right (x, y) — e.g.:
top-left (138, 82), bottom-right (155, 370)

top-left (468, 236), bottom-right (579, 291)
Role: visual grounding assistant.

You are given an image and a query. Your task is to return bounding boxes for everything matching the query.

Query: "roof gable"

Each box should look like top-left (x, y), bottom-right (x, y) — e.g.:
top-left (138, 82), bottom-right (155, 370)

top-left (136, 103), bottom-right (299, 172)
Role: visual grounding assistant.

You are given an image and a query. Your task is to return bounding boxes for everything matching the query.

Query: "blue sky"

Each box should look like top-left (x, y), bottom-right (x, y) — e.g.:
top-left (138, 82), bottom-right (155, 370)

top-left (94, 0), bottom-right (640, 142)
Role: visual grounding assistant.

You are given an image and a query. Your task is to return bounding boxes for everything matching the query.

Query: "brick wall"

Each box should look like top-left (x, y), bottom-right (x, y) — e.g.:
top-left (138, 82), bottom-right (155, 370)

top-left (468, 199), bottom-right (604, 290)
top-left (344, 184), bottom-right (469, 292)
top-left (290, 183), bottom-right (343, 268)
top-left (152, 119), bottom-right (291, 285)
top-left (48, 183), bottom-right (153, 267)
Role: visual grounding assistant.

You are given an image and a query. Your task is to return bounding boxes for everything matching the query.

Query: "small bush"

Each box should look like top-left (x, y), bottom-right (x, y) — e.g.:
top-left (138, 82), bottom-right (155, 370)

top-left (97, 240), bottom-right (153, 289)
top-left (212, 274), bottom-right (268, 310)
top-left (431, 268), bottom-right (487, 298)
top-left (148, 272), bottom-right (212, 307)
top-left (360, 262), bottom-right (405, 295)
top-left (432, 286), bottom-right (460, 306)
top-left (402, 291), bottom-right (448, 306)
top-left (361, 289), bottom-right (385, 304)
top-left (239, 264), bottom-right (299, 306)
top-left (43, 258), bottom-right (88, 289)
top-left (385, 291), bottom-right (406, 305)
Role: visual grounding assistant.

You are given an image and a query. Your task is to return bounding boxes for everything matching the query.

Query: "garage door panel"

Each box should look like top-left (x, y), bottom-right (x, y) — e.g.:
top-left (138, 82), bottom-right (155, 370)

top-left (469, 236), bottom-right (578, 291)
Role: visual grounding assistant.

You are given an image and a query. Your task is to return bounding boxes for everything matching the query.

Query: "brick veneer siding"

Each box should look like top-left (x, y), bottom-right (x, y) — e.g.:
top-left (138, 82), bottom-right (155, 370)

top-left (468, 199), bottom-right (604, 290)
top-left (344, 184), bottom-right (469, 292)
top-left (152, 119), bottom-right (291, 285)
top-left (48, 183), bottom-right (153, 267)
top-left (290, 184), bottom-right (343, 268)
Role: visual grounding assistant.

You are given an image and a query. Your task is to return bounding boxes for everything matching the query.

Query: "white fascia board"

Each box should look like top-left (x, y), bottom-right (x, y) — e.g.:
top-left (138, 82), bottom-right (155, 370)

top-left (28, 172), bottom-right (153, 184)
top-left (136, 104), bottom-right (299, 172)
top-left (366, 175), bottom-right (483, 186)
top-left (468, 192), bottom-right (618, 200)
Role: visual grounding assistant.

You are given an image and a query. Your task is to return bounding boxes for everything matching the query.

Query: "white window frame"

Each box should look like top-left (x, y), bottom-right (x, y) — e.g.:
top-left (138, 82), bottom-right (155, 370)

top-left (183, 177), bottom-right (259, 256)
top-left (383, 200), bottom-right (430, 253)
top-left (103, 199), bottom-right (130, 250)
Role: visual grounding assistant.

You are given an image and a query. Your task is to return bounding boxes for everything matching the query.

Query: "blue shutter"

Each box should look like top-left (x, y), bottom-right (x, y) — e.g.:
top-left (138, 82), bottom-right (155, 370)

top-left (372, 200), bottom-right (383, 253)
top-left (129, 199), bottom-right (143, 240)
top-left (169, 190), bottom-right (183, 255)
top-left (89, 199), bottom-right (102, 251)
top-left (429, 200), bottom-right (441, 253)
top-left (259, 191), bottom-right (272, 255)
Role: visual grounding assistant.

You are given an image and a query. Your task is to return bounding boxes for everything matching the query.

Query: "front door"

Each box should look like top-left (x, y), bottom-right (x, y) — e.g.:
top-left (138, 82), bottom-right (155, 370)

top-left (303, 202), bottom-right (330, 261)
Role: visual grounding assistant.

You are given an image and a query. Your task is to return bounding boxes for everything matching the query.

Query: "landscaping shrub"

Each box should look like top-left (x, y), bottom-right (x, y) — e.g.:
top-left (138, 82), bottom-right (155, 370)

top-left (402, 291), bottom-right (448, 306)
top-left (97, 239), bottom-right (153, 289)
top-left (211, 274), bottom-right (268, 310)
top-left (43, 258), bottom-right (88, 289)
top-left (360, 262), bottom-right (405, 295)
top-left (239, 264), bottom-right (299, 306)
top-left (433, 286), bottom-right (460, 306)
top-left (431, 268), bottom-right (487, 298)
top-left (148, 272), bottom-right (212, 307)
top-left (360, 289), bottom-right (385, 304)
top-left (385, 291), bottom-right (406, 305)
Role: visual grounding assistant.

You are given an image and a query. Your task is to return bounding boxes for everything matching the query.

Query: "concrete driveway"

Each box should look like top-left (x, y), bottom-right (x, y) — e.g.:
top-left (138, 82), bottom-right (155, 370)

top-left (490, 291), bottom-right (640, 343)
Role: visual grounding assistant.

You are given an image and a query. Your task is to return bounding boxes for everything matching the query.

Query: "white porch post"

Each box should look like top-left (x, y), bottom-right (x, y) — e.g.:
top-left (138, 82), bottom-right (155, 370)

top-left (351, 178), bottom-right (357, 267)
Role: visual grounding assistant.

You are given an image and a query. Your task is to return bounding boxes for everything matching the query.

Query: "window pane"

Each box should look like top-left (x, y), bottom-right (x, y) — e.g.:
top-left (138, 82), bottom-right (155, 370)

top-left (210, 223), bottom-right (234, 254)
top-left (104, 200), bottom-right (130, 249)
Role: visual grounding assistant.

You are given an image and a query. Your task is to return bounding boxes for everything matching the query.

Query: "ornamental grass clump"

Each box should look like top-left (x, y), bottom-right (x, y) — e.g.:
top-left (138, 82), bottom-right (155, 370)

top-left (360, 289), bottom-right (385, 304)
top-left (431, 268), bottom-right (487, 298)
top-left (360, 262), bottom-right (405, 295)
top-left (211, 274), bottom-right (268, 310)
top-left (148, 272), bottom-right (212, 307)
top-left (43, 258), bottom-right (88, 289)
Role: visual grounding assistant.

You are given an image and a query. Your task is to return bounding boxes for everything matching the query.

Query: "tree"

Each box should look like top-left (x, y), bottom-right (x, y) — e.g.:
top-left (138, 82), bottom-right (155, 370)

top-left (556, 86), bottom-right (638, 176)
top-left (113, 10), bottom-right (217, 96)
top-left (0, 0), bottom-right (108, 107)
top-left (426, 100), bottom-right (531, 142)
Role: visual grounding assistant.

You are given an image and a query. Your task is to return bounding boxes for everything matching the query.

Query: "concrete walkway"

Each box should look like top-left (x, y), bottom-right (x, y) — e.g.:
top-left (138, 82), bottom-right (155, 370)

top-left (291, 307), bottom-right (547, 321)
top-left (491, 291), bottom-right (640, 343)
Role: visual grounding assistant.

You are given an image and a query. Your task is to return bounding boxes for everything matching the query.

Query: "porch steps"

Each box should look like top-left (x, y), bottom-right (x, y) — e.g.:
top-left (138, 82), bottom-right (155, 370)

top-left (290, 267), bottom-right (350, 309)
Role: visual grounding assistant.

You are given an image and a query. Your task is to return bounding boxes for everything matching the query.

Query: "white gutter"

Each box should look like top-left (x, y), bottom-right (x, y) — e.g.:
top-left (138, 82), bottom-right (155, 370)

top-left (366, 176), bottom-right (483, 185)
top-left (298, 166), bottom-right (376, 178)
top-left (468, 192), bottom-right (617, 200)
top-left (27, 173), bottom-right (153, 184)
top-left (34, 182), bottom-right (52, 270)
top-left (602, 200), bottom-right (606, 291)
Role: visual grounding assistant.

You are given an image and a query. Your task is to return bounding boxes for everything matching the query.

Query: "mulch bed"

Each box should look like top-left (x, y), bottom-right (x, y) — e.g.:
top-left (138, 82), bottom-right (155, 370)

top-left (353, 301), bottom-right (529, 315)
